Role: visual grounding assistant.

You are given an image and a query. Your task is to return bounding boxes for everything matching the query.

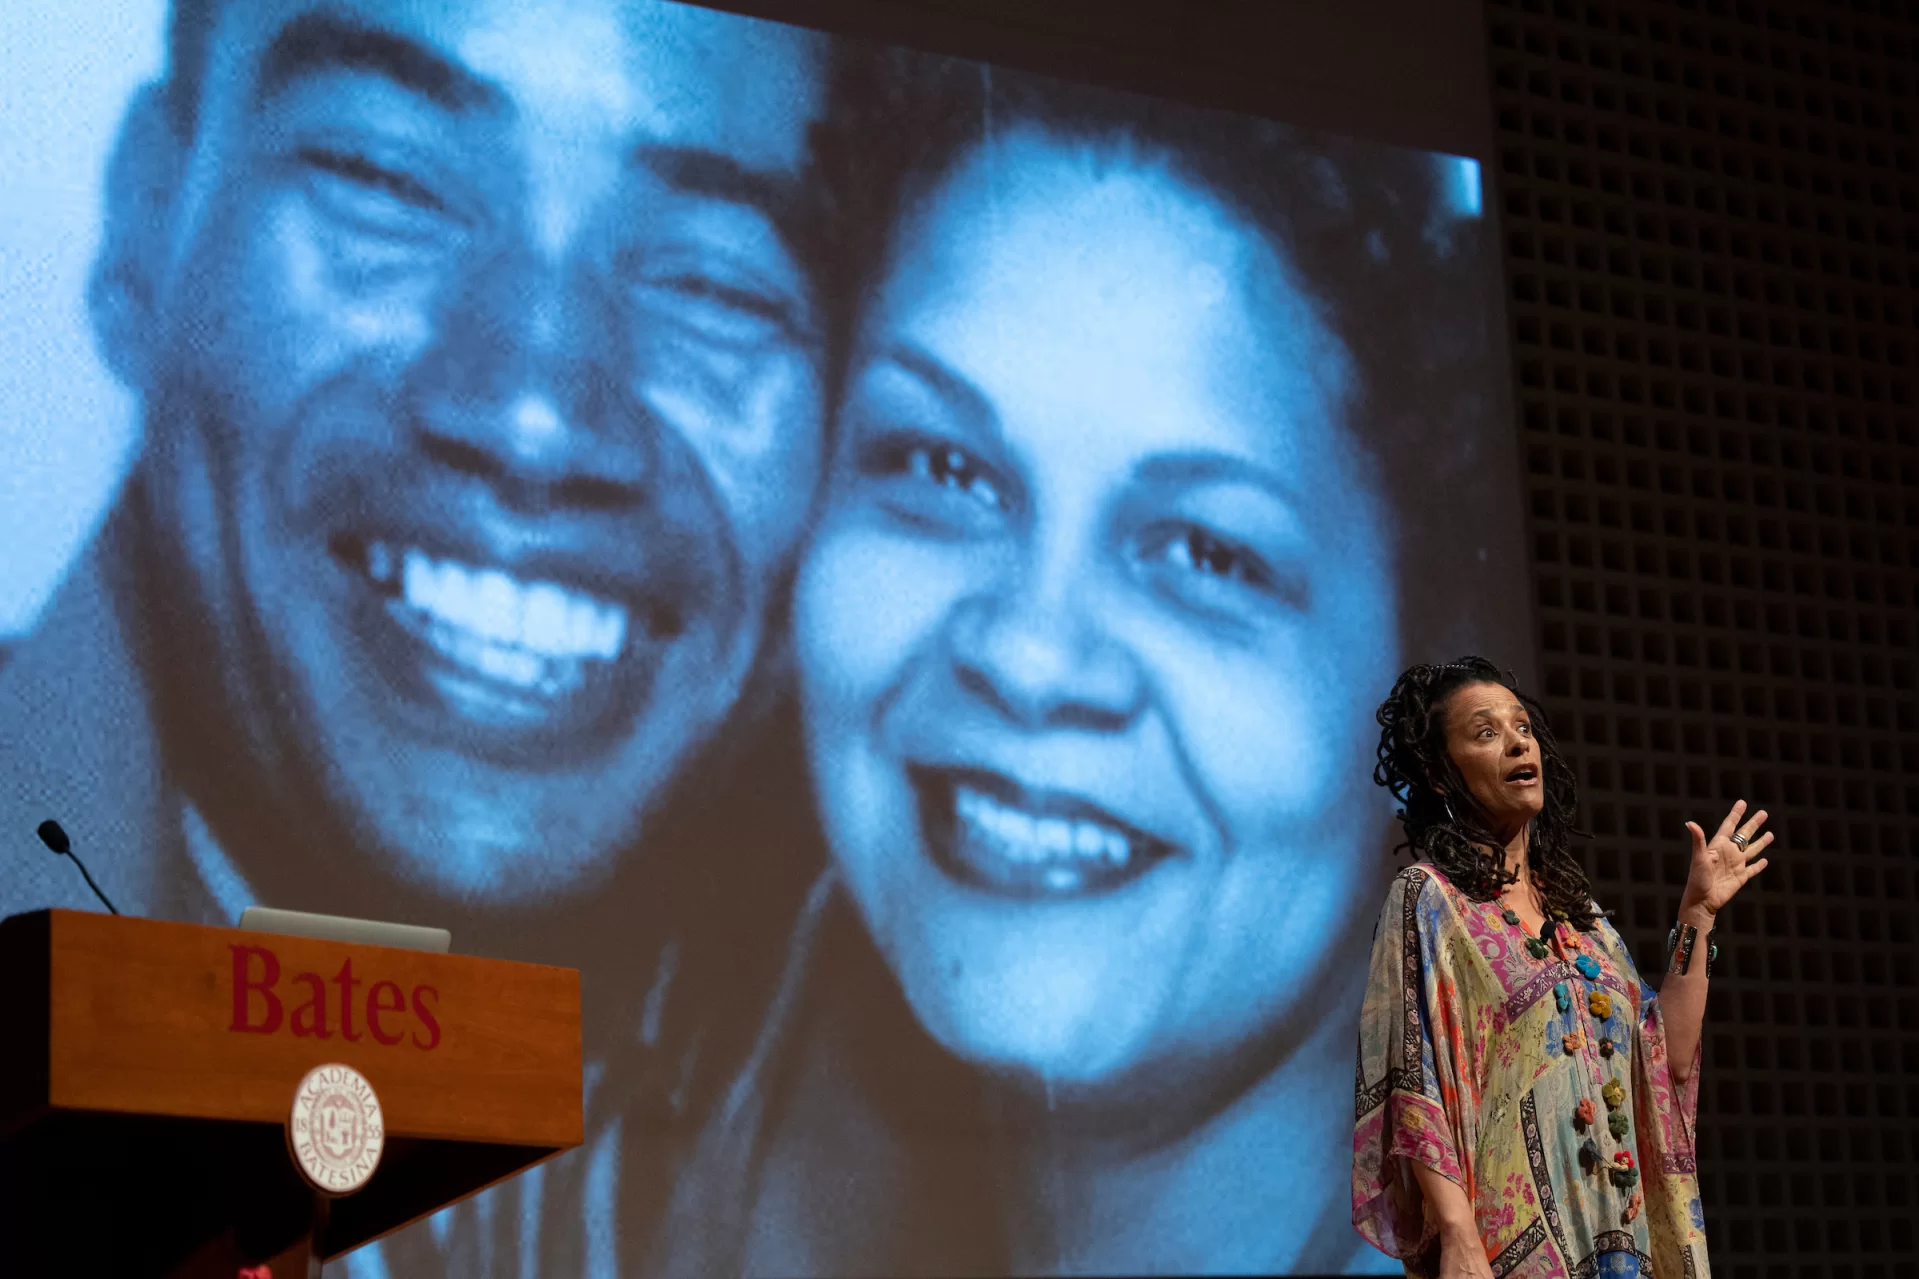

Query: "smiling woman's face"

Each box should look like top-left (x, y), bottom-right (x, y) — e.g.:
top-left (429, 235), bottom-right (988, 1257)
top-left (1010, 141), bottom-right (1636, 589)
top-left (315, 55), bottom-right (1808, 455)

top-left (794, 128), bottom-right (1399, 1091)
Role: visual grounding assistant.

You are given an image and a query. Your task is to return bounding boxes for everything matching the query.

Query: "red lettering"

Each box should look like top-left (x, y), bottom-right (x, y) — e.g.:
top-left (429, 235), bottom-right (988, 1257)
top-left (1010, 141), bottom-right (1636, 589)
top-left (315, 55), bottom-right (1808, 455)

top-left (229, 945), bottom-right (282, 1034)
top-left (231, 946), bottom-right (441, 1049)
top-left (411, 985), bottom-right (440, 1050)
top-left (366, 980), bottom-right (406, 1046)
top-left (288, 972), bottom-right (331, 1039)
top-left (333, 959), bottom-right (362, 1042)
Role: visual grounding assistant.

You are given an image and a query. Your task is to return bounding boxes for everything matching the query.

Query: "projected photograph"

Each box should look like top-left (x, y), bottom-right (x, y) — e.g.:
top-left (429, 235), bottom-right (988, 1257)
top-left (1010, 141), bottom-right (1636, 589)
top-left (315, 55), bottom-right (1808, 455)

top-left (0, 0), bottom-right (1526, 1274)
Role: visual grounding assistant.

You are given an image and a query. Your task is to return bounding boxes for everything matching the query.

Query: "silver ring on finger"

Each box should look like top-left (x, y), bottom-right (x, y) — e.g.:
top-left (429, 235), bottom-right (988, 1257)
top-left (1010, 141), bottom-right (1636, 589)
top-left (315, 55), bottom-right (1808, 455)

top-left (1730, 832), bottom-right (1751, 850)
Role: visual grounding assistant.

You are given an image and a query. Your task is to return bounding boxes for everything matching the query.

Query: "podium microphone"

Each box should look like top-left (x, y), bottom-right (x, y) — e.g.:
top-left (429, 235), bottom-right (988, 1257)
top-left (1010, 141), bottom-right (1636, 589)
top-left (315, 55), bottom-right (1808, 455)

top-left (35, 819), bottom-right (121, 916)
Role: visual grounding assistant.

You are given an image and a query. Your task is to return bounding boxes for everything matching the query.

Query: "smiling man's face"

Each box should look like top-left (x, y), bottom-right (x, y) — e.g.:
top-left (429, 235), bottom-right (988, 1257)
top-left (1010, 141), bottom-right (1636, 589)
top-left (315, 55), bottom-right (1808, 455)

top-left (97, 0), bottom-right (827, 902)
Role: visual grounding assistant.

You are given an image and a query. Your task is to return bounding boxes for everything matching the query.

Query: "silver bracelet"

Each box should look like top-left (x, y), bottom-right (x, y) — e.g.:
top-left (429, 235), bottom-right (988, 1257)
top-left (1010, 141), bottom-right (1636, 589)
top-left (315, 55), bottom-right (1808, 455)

top-left (1665, 922), bottom-right (1718, 977)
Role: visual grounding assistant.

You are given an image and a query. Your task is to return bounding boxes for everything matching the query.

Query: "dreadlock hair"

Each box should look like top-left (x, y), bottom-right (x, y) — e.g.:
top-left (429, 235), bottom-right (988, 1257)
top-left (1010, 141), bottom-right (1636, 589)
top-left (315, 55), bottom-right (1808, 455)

top-left (1373, 656), bottom-right (1598, 930)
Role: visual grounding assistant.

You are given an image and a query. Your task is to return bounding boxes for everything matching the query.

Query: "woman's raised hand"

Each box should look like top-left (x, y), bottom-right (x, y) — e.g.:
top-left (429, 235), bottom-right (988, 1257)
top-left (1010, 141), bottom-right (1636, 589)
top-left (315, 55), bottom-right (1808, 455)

top-left (1682, 799), bottom-right (1772, 917)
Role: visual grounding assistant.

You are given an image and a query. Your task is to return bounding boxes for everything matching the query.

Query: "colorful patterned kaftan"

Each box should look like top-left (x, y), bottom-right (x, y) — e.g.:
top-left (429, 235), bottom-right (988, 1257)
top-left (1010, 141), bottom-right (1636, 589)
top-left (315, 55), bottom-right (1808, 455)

top-left (1353, 864), bottom-right (1709, 1279)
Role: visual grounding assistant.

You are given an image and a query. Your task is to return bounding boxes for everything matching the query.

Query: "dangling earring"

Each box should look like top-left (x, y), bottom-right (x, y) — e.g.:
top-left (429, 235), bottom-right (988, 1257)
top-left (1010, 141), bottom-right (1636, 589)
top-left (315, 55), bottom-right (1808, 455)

top-left (1443, 797), bottom-right (1461, 827)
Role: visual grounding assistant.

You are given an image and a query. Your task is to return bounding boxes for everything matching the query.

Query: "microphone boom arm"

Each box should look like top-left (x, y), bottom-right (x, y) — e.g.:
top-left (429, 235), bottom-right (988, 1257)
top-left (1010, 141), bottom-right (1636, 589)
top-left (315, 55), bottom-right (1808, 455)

top-left (34, 819), bottom-right (121, 916)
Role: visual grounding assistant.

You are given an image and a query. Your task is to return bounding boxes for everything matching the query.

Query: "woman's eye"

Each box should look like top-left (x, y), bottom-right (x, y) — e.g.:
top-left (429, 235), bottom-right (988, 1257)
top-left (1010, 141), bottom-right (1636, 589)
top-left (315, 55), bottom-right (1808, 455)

top-left (864, 436), bottom-right (1005, 509)
top-left (907, 443), bottom-right (1002, 507)
top-left (1132, 524), bottom-right (1306, 622)
top-left (1161, 529), bottom-right (1266, 587)
top-left (1147, 525), bottom-right (1291, 599)
top-left (849, 431), bottom-right (1012, 536)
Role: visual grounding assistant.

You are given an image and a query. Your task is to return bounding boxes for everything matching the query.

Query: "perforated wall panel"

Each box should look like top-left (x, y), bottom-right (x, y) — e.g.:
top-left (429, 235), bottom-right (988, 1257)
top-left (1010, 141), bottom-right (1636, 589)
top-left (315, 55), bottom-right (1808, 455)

top-left (1486, 2), bottom-right (1918, 1272)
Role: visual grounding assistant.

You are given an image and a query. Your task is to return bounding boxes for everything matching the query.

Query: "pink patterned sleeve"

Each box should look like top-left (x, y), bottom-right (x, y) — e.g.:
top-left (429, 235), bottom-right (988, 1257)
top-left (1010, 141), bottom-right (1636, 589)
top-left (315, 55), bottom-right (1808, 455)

top-left (1353, 867), bottom-right (1462, 1267)
top-left (1619, 926), bottom-right (1713, 1279)
top-left (1632, 984), bottom-right (1701, 1174)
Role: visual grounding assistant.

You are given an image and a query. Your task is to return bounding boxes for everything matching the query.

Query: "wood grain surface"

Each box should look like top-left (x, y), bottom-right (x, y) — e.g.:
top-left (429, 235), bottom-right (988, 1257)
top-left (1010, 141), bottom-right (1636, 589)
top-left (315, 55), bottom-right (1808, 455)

top-left (9, 909), bottom-right (581, 1147)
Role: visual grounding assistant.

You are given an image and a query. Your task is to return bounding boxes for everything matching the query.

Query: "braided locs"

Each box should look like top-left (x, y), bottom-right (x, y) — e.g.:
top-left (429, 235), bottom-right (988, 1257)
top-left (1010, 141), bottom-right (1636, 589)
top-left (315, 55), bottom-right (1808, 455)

top-left (1373, 657), bottom-right (1599, 930)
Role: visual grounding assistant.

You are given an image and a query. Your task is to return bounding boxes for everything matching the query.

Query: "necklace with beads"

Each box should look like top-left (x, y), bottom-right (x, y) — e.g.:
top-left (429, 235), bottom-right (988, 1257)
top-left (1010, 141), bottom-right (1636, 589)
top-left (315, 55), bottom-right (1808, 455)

top-left (1495, 901), bottom-right (1643, 1215)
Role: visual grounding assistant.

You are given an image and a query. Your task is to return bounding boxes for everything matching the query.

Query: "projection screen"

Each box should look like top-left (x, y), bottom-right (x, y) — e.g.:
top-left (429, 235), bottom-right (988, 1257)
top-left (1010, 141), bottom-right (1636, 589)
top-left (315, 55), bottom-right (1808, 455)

top-left (0, 0), bottom-right (1531, 1273)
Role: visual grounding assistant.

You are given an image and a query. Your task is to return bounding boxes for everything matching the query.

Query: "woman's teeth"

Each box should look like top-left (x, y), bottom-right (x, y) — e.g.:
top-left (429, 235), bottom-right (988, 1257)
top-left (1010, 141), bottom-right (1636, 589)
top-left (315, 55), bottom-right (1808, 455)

top-left (365, 543), bottom-right (630, 697)
top-left (954, 785), bottom-right (1133, 870)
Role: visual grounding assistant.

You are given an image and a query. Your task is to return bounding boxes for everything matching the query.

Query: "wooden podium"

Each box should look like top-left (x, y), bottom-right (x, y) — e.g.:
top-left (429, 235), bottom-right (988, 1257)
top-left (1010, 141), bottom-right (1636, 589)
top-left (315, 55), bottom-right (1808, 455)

top-left (0, 908), bottom-right (582, 1276)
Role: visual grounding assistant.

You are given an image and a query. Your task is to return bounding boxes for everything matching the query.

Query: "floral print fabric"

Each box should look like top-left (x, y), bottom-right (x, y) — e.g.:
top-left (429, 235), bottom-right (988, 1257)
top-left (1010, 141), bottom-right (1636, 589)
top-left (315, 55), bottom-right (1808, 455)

top-left (1353, 864), bottom-right (1710, 1279)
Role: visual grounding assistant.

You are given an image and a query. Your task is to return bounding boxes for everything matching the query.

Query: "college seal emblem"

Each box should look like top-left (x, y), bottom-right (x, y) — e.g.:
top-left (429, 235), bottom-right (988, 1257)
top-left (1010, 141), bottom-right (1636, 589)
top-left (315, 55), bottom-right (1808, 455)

top-left (287, 1063), bottom-right (385, 1195)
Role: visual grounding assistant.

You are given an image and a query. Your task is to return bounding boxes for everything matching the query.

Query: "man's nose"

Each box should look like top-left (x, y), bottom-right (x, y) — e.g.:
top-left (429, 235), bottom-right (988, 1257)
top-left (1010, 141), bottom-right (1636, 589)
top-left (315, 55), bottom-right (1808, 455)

top-left (944, 573), bottom-right (1146, 733)
top-left (406, 245), bottom-right (652, 513)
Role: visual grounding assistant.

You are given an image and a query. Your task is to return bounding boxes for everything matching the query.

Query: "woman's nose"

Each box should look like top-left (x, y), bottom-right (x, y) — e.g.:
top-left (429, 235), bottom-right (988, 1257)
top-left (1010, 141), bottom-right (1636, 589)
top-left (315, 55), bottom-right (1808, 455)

top-left (945, 579), bottom-right (1146, 733)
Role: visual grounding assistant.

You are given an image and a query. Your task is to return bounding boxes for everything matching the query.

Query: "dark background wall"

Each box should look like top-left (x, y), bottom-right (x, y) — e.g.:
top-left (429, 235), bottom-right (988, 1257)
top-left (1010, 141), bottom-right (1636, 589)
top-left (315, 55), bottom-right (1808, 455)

top-left (1487, 2), bottom-right (1917, 1274)
top-left (726, 0), bottom-right (1919, 1273)
top-left (710, 0), bottom-right (1500, 160)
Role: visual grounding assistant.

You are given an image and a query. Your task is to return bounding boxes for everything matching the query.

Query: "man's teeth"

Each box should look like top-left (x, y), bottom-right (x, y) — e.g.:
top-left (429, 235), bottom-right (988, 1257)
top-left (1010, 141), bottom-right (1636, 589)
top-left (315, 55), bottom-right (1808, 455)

top-left (358, 543), bottom-right (631, 699)
top-left (954, 786), bottom-right (1134, 868)
top-left (387, 547), bottom-right (628, 662)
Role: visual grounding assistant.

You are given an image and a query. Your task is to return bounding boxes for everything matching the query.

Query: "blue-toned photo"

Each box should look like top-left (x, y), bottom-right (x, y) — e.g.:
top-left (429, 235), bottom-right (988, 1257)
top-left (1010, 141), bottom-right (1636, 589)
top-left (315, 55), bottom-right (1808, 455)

top-left (0, 1), bottom-right (1529, 1273)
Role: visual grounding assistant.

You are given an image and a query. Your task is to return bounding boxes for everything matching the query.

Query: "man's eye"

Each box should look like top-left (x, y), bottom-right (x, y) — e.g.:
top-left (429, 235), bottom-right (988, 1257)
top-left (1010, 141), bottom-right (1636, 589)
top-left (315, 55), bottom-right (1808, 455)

top-left (666, 275), bottom-right (795, 333)
top-left (662, 275), bottom-right (788, 322)
top-left (297, 146), bottom-right (445, 214)
top-left (630, 267), bottom-right (802, 350)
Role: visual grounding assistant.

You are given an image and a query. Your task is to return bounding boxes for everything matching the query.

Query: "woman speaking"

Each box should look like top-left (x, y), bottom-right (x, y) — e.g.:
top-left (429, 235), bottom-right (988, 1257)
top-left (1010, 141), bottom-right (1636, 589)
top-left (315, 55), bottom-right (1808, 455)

top-left (1356, 657), bottom-right (1771, 1279)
